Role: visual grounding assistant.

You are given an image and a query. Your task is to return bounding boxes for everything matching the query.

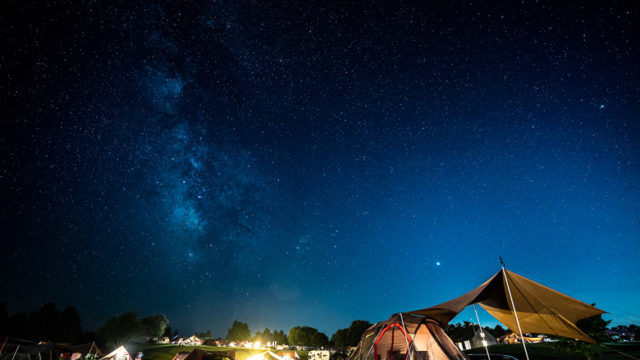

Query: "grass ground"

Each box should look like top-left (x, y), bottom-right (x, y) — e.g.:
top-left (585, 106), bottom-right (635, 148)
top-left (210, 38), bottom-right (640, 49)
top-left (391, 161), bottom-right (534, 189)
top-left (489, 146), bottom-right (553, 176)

top-left (464, 342), bottom-right (640, 360)
top-left (129, 342), bottom-right (640, 360)
top-left (128, 344), bottom-right (309, 360)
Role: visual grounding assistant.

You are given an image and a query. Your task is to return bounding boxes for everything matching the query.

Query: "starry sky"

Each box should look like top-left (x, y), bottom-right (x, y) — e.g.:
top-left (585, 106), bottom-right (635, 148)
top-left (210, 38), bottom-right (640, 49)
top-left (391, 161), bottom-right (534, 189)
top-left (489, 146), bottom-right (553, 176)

top-left (1, 0), bottom-right (639, 338)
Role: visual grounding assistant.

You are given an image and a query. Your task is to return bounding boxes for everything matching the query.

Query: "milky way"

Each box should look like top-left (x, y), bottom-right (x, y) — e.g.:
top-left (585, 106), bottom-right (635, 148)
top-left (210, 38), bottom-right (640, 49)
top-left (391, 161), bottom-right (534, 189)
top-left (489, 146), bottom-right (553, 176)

top-left (1, 0), bottom-right (639, 336)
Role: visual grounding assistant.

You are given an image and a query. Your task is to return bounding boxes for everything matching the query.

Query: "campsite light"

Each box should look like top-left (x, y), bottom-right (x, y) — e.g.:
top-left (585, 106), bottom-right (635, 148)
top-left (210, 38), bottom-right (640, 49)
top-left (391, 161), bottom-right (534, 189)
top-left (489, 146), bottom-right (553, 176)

top-left (253, 341), bottom-right (261, 349)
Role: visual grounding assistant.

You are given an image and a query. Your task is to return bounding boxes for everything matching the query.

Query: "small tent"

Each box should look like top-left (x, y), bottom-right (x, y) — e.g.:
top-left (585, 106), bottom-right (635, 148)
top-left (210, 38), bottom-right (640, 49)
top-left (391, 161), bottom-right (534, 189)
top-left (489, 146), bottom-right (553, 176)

top-left (247, 351), bottom-right (299, 360)
top-left (408, 269), bottom-right (604, 343)
top-left (100, 346), bottom-right (130, 360)
top-left (348, 313), bottom-right (468, 360)
top-left (156, 337), bottom-right (171, 344)
top-left (186, 336), bottom-right (203, 346)
top-left (469, 327), bottom-right (497, 349)
top-left (67, 342), bottom-right (103, 360)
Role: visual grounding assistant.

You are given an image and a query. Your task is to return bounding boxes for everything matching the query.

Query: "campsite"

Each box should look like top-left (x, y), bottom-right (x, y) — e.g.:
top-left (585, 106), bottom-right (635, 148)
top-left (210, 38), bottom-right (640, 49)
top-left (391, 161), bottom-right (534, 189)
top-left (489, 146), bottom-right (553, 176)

top-left (2, 0), bottom-right (639, 360)
top-left (2, 266), bottom-right (640, 360)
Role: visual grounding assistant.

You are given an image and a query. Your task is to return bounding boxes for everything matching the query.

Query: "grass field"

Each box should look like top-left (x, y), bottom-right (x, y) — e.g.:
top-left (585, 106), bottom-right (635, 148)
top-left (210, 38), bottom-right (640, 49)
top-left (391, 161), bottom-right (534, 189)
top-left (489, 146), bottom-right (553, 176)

top-left (129, 342), bottom-right (640, 360)
top-left (128, 344), bottom-right (309, 360)
top-left (464, 342), bottom-right (640, 360)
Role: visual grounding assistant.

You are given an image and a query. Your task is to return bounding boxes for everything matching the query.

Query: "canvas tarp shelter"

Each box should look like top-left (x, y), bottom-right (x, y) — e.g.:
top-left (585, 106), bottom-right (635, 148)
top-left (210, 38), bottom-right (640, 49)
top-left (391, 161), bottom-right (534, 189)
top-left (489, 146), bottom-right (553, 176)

top-left (0, 341), bottom-right (70, 360)
top-left (408, 269), bottom-right (604, 343)
top-left (349, 313), bottom-right (468, 360)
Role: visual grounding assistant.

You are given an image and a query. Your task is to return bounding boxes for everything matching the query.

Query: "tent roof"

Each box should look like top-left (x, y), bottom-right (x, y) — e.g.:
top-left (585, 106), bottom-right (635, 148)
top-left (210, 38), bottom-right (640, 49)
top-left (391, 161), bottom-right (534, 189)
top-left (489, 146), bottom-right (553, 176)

top-left (408, 269), bottom-right (604, 343)
top-left (67, 342), bottom-right (103, 357)
top-left (101, 346), bottom-right (130, 360)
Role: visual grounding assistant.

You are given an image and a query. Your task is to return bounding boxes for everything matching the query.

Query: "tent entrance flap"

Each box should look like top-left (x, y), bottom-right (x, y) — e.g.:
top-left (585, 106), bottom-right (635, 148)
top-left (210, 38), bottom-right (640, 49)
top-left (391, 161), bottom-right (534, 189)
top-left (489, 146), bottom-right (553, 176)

top-left (373, 323), bottom-right (412, 360)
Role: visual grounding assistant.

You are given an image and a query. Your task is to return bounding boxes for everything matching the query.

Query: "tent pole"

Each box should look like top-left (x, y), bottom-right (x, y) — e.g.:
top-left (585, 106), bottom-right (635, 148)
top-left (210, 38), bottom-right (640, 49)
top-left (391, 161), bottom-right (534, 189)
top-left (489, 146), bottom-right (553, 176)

top-left (1, 336), bottom-right (8, 355)
top-left (399, 314), bottom-right (411, 360)
top-left (11, 345), bottom-right (20, 360)
top-left (502, 266), bottom-right (530, 360)
top-left (472, 304), bottom-right (491, 360)
top-left (365, 327), bottom-right (384, 360)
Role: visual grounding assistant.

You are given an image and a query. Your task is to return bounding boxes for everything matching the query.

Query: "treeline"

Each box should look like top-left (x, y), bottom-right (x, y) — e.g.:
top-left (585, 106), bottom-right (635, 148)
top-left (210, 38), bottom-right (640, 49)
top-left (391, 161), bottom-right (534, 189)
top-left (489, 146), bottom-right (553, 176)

top-left (0, 302), bottom-right (371, 349)
top-left (6, 300), bottom-right (634, 350)
top-left (96, 312), bottom-right (169, 348)
top-left (0, 302), bottom-right (168, 348)
top-left (0, 302), bottom-right (88, 344)
top-left (219, 320), bottom-right (373, 348)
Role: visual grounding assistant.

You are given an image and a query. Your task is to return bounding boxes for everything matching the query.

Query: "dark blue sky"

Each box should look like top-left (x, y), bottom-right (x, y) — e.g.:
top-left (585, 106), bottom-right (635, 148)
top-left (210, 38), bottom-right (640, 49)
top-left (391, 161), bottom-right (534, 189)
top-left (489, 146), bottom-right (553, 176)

top-left (1, 0), bottom-right (639, 338)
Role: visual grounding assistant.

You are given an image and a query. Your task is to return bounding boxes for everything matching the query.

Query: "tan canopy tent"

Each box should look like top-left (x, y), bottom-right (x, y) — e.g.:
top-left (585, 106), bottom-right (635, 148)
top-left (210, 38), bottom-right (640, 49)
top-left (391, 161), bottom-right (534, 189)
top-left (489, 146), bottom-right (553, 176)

top-left (349, 313), bottom-right (468, 360)
top-left (408, 269), bottom-right (604, 343)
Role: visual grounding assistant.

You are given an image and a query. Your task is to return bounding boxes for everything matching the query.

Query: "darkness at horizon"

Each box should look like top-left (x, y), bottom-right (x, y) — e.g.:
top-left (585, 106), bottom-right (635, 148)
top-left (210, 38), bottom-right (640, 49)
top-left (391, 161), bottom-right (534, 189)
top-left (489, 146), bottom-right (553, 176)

top-left (1, 0), bottom-right (639, 339)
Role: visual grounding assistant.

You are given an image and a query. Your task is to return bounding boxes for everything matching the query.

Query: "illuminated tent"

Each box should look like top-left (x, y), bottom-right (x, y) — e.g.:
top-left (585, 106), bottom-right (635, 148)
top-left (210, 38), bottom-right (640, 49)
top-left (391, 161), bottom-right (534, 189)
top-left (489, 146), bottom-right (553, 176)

top-left (100, 346), bottom-right (130, 360)
top-left (247, 351), bottom-right (299, 360)
top-left (468, 327), bottom-right (497, 349)
top-left (348, 313), bottom-right (468, 360)
top-left (408, 269), bottom-right (605, 343)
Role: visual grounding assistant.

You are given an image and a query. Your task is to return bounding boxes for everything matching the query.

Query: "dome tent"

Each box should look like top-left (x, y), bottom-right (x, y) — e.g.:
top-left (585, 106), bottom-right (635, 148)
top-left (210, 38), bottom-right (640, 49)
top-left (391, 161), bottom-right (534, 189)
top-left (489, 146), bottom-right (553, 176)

top-left (349, 313), bottom-right (467, 360)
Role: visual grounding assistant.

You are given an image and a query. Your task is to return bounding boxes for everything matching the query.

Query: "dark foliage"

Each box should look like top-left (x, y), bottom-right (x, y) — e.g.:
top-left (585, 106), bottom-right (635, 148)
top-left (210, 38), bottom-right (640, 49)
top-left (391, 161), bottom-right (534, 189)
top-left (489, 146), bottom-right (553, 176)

top-left (196, 330), bottom-right (212, 339)
top-left (576, 303), bottom-right (611, 343)
top-left (226, 321), bottom-right (251, 341)
top-left (288, 326), bottom-right (328, 347)
top-left (330, 320), bottom-right (372, 347)
top-left (96, 312), bottom-right (168, 348)
top-left (253, 328), bottom-right (287, 345)
top-left (445, 321), bottom-right (500, 343)
top-left (0, 302), bottom-right (82, 343)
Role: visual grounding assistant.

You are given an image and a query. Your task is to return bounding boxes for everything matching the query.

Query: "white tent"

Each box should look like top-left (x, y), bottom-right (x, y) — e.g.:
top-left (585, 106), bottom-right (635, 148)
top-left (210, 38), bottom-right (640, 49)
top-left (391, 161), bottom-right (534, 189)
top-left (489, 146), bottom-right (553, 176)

top-left (100, 346), bottom-right (131, 360)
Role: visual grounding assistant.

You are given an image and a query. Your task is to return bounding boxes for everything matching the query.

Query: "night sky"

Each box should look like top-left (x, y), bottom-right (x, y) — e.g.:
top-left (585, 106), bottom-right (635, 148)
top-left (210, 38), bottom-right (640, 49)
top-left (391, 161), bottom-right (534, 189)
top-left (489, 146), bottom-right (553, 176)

top-left (1, 0), bottom-right (639, 338)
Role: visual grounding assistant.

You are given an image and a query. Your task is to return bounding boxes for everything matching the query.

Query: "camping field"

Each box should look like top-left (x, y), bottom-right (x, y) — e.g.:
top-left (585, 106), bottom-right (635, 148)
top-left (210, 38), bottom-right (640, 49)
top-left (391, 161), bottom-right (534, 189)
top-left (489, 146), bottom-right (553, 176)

top-left (125, 343), bottom-right (640, 360)
top-left (464, 342), bottom-right (640, 360)
top-left (127, 344), bottom-right (310, 360)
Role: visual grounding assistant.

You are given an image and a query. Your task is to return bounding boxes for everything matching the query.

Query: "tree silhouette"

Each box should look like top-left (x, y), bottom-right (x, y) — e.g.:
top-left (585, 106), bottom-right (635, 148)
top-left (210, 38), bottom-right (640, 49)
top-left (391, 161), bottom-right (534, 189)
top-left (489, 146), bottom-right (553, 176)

top-left (226, 321), bottom-right (251, 341)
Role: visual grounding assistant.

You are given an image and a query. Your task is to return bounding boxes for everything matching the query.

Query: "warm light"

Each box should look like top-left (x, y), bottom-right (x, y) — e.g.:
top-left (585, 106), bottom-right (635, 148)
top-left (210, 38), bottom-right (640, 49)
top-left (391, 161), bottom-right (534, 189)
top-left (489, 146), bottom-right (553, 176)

top-left (253, 341), bottom-right (261, 349)
top-left (247, 354), bottom-right (264, 360)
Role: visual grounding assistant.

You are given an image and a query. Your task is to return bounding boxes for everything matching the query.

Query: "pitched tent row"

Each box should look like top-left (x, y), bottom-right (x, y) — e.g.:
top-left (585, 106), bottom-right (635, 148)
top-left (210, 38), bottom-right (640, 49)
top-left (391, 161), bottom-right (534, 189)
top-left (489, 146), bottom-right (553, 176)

top-left (349, 268), bottom-right (604, 360)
